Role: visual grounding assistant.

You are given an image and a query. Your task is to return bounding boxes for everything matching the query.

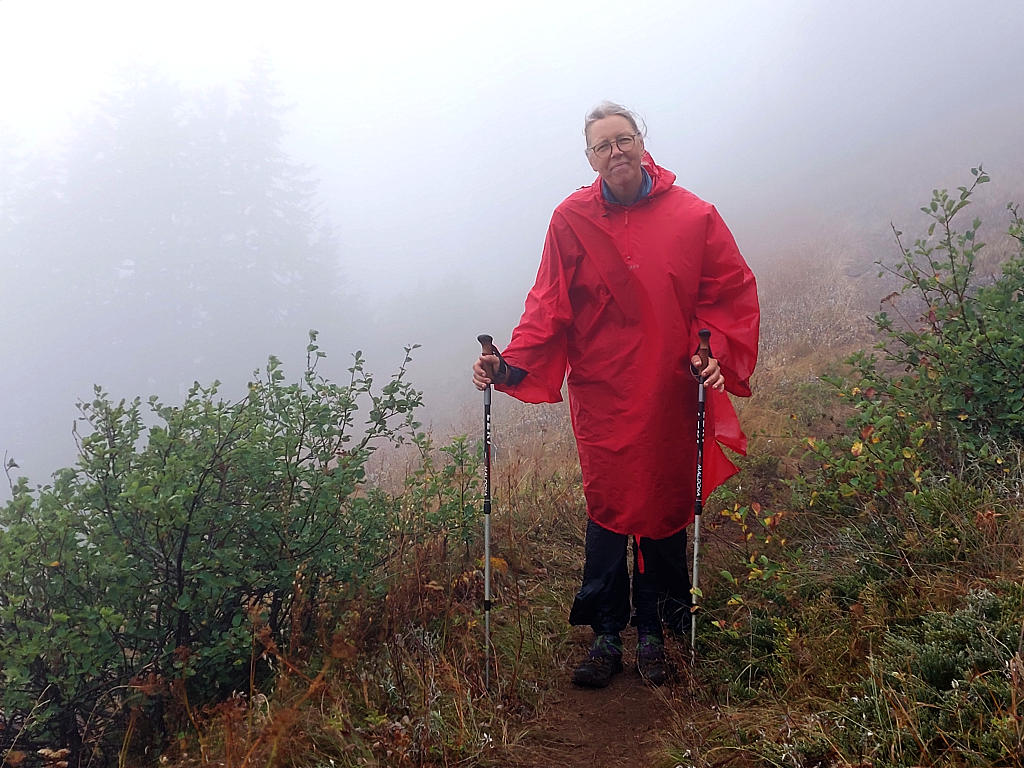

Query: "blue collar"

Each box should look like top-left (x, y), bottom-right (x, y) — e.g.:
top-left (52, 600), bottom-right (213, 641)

top-left (601, 167), bottom-right (652, 205)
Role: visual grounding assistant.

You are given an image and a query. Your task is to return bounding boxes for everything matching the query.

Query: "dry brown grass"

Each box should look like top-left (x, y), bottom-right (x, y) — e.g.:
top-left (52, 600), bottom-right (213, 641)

top-left (144, 394), bottom-right (585, 768)
top-left (155, 232), bottom-right (920, 768)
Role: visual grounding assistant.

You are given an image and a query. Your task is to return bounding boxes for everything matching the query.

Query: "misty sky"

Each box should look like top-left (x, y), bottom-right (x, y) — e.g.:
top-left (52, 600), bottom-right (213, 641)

top-left (2, 0), bottom-right (1023, 494)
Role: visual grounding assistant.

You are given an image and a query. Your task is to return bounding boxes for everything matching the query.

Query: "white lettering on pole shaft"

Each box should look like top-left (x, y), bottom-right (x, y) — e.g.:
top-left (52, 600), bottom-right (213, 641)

top-left (485, 412), bottom-right (491, 484)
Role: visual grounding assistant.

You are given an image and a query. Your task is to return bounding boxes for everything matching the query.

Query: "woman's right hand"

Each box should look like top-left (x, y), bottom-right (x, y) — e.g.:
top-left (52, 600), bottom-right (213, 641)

top-left (472, 354), bottom-right (505, 390)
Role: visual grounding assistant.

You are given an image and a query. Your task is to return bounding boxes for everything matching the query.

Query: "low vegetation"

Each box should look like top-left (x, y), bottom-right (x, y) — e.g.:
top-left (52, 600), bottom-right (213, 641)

top-left (672, 168), bottom-right (1024, 767)
top-left (2, 171), bottom-right (1022, 767)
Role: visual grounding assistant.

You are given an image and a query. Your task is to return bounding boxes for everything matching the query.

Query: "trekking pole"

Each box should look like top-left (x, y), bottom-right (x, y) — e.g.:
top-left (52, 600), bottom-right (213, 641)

top-left (691, 328), bottom-right (712, 666)
top-left (476, 334), bottom-right (503, 691)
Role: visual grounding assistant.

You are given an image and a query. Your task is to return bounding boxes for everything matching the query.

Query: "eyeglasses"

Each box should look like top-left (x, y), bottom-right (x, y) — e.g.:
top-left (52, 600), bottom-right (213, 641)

top-left (586, 133), bottom-right (640, 159)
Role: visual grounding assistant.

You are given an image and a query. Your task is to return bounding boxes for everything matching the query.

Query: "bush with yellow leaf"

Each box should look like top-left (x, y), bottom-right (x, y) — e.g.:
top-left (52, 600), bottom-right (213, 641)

top-left (799, 169), bottom-right (1023, 516)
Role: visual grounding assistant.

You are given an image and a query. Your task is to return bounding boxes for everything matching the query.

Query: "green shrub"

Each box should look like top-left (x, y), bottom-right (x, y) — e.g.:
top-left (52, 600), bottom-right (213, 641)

top-left (0, 333), bottom-right (422, 759)
top-left (718, 172), bottom-right (1024, 768)
top-left (802, 169), bottom-right (1024, 514)
top-left (402, 433), bottom-right (481, 557)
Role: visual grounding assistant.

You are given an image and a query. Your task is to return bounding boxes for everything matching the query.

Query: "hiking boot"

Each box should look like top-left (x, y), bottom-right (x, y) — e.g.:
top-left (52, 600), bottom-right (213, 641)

top-left (636, 633), bottom-right (670, 686)
top-left (572, 633), bottom-right (623, 688)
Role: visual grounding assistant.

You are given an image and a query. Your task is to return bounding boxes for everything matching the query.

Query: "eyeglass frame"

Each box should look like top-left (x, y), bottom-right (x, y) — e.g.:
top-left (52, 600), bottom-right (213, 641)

top-left (586, 132), bottom-right (641, 159)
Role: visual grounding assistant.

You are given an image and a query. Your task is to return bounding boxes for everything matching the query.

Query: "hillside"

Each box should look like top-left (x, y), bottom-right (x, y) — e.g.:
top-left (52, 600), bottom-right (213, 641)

top-left (2, 173), bottom-right (1023, 768)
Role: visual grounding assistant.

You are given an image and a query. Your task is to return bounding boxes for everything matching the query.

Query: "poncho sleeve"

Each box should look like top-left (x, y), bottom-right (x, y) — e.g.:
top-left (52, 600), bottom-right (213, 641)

top-left (493, 213), bottom-right (578, 404)
top-left (695, 206), bottom-right (760, 398)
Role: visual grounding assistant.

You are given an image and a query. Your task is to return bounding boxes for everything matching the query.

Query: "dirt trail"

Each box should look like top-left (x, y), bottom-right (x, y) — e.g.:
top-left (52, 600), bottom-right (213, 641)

top-left (501, 633), bottom-right (694, 768)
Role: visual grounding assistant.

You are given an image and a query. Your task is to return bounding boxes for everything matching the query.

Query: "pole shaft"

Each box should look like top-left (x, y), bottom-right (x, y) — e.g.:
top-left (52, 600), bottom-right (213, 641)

top-left (691, 381), bottom-right (705, 665)
top-left (483, 385), bottom-right (492, 691)
top-left (477, 334), bottom-right (499, 692)
top-left (691, 328), bottom-right (711, 666)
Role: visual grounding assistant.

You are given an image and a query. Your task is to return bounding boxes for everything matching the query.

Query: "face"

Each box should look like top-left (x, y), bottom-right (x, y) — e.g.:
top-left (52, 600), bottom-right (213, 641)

top-left (585, 115), bottom-right (644, 189)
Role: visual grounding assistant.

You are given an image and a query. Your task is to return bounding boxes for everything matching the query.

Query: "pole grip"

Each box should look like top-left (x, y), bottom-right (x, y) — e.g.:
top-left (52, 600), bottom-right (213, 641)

top-left (477, 334), bottom-right (498, 356)
top-left (477, 334), bottom-right (508, 383)
top-left (696, 328), bottom-right (712, 370)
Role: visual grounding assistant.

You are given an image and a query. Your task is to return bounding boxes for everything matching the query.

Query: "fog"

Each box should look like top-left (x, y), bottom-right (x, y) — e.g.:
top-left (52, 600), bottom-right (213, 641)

top-left (2, 0), bottom-right (1023, 496)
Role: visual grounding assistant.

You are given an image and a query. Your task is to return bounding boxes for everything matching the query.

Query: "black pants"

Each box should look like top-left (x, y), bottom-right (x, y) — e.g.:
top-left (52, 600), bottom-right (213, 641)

top-left (568, 519), bottom-right (692, 638)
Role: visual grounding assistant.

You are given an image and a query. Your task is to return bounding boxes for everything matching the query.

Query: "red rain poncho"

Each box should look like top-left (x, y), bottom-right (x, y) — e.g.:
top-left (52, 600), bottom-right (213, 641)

top-left (495, 154), bottom-right (759, 541)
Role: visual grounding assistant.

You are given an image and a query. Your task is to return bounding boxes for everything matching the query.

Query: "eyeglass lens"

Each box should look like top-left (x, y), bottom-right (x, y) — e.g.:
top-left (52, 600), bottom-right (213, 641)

top-left (593, 135), bottom-right (635, 157)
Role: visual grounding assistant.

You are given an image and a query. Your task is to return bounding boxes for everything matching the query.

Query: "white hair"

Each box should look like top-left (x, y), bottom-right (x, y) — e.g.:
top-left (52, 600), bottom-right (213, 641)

top-left (583, 101), bottom-right (647, 144)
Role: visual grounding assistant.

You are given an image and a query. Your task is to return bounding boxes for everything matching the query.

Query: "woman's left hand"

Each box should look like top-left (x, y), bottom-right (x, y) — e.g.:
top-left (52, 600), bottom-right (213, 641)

top-left (691, 355), bottom-right (725, 392)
